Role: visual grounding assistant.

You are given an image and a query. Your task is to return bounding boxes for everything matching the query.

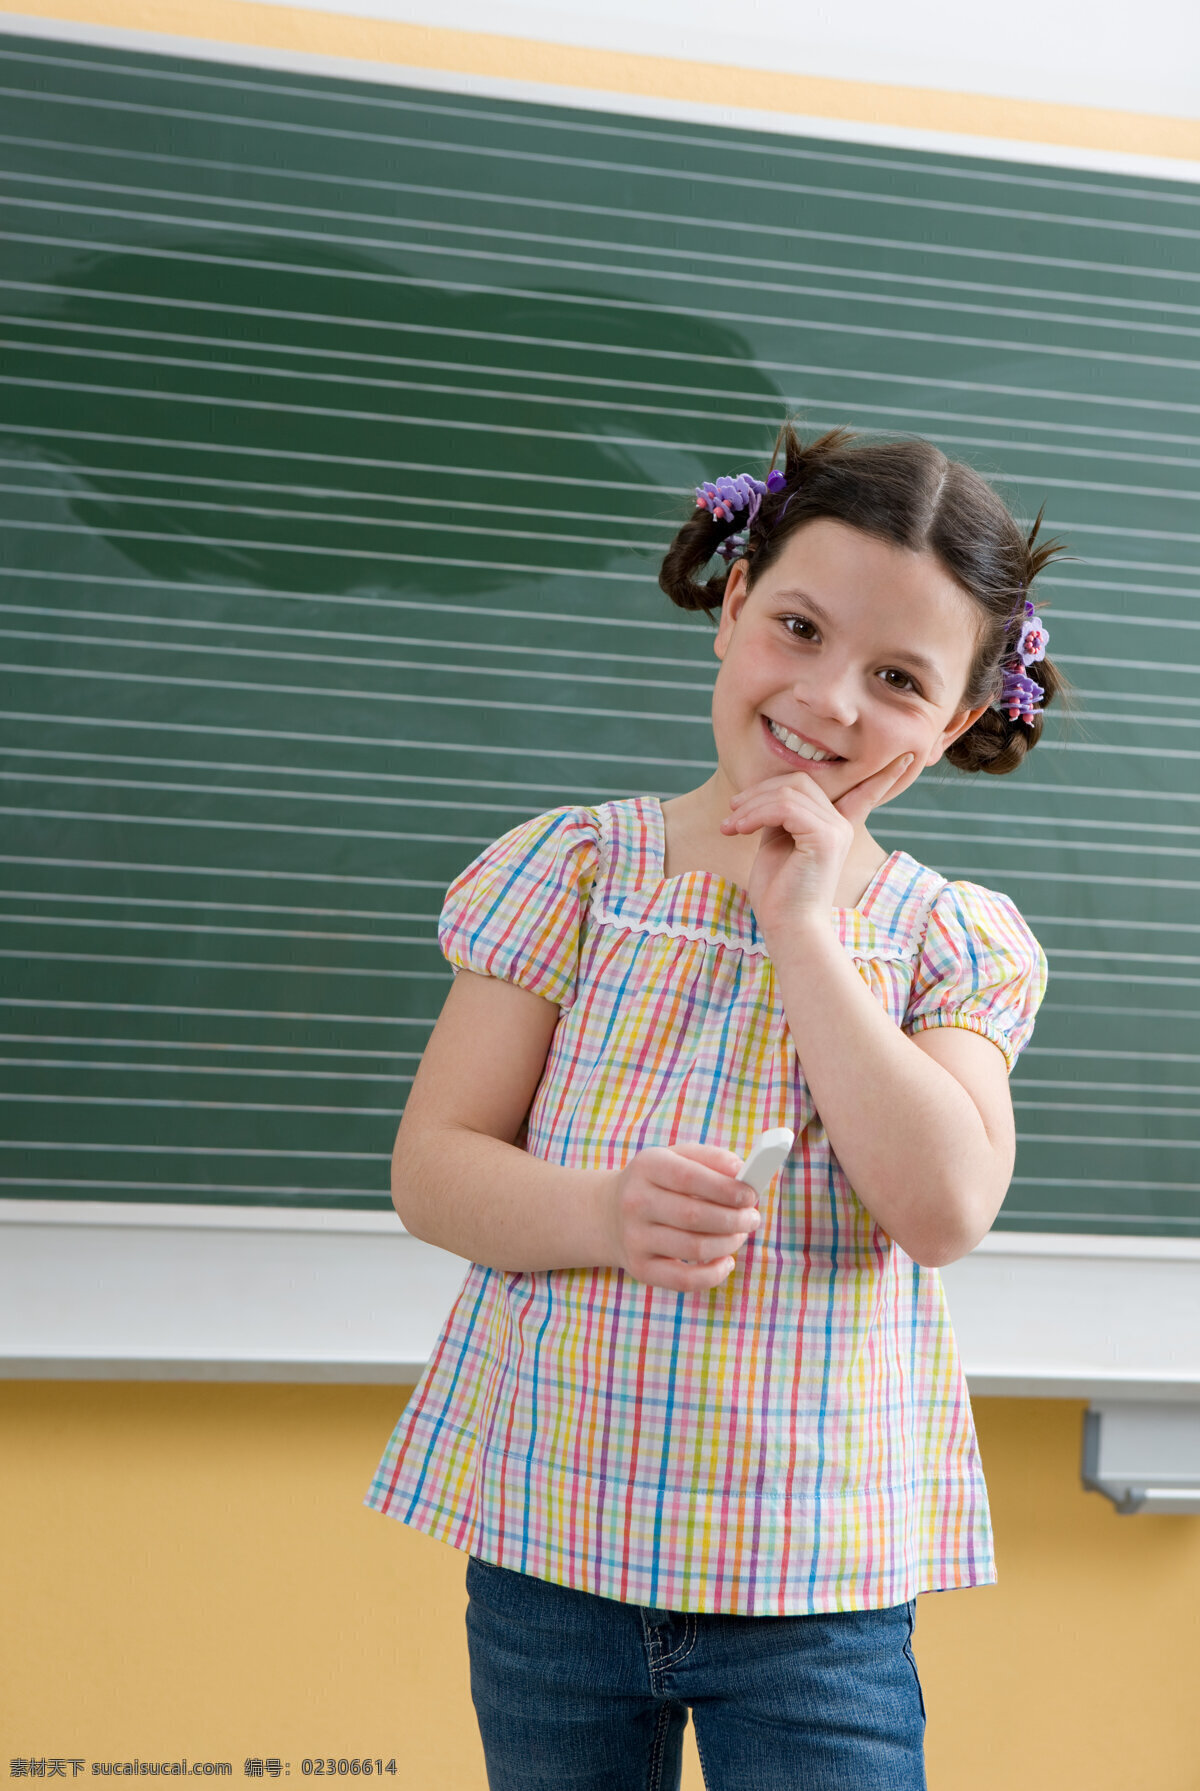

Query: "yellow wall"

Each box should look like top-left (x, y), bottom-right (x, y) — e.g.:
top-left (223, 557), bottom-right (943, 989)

top-left (5, 0), bottom-right (1200, 163)
top-left (4, 1381), bottom-right (1199, 1789)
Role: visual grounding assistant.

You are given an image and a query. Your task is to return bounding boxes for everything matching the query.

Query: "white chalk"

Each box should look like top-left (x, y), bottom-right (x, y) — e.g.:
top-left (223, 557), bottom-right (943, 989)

top-left (738, 1127), bottom-right (796, 1198)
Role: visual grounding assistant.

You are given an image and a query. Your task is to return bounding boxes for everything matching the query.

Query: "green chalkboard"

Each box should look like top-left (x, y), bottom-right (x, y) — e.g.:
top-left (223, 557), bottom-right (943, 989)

top-left (1, 29), bottom-right (1198, 1235)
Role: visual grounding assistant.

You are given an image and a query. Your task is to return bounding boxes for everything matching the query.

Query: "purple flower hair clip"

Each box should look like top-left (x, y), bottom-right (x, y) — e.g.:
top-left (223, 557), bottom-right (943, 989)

top-left (995, 596), bottom-right (1050, 726)
top-left (695, 468), bottom-right (787, 558)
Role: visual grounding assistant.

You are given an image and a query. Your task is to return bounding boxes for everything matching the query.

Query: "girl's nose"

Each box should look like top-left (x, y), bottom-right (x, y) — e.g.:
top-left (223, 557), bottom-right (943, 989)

top-left (794, 668), bottom-right (857, 729)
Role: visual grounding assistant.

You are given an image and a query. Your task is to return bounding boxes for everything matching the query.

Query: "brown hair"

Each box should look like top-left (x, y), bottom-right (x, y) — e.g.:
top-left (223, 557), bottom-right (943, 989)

top-left (659, 423), bottom-right (1071, 775)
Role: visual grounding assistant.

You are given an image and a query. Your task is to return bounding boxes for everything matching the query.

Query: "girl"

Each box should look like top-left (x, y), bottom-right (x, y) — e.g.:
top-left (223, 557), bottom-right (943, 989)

top-left (364, 426), bottom-right (1063, 1791)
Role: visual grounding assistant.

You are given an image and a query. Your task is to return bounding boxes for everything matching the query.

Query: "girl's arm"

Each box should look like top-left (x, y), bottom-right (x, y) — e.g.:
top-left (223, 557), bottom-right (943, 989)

top-left (394, 969), bottom-right (759, 1283)
top-left (771, 923), bottom-right (1015, 1267)
top-left (724, 760), bottom-right (1020, 1268)
top-left (393, 968), bottom-right (617, 1271)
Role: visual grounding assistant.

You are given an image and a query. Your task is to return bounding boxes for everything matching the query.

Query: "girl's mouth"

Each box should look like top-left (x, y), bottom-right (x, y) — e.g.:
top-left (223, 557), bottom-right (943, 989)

top-left (762, 714), bottom-right (845, 767)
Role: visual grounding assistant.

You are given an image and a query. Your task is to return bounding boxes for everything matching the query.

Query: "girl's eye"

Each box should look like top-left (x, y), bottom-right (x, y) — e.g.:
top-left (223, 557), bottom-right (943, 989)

top-left (781, 617), bottom-right (922, 697)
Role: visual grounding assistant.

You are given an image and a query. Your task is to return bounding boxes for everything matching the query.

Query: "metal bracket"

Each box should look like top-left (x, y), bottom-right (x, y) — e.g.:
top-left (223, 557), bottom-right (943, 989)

top-left (1081, 1402), bottom-right (1200, 1514)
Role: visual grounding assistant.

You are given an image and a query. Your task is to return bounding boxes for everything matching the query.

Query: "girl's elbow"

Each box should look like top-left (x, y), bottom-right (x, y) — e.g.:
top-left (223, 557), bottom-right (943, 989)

top-left (900, 1190), bottom-right (997, 1268)
top-left (902, 1234), bottom-right (963, 1270)
top-left (914, 1234), bottom-right (972, 1270)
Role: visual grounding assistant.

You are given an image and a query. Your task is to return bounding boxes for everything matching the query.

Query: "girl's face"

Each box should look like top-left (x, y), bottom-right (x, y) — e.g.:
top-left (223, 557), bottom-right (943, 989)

top-left (711, 518), bottom-right (994, 810)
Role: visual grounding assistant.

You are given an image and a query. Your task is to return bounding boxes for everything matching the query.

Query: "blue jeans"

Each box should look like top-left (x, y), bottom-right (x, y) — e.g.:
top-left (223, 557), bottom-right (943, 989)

top-left (464, 1554), bottom-right (927, 1790)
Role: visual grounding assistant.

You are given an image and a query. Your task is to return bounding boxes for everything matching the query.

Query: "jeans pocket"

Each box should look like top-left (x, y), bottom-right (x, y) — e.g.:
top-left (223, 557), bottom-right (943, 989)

top-left (465, 1554), bottom-right (497, 1596)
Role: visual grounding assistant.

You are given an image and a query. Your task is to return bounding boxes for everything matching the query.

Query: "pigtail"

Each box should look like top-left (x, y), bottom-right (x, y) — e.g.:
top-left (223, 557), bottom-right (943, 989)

top-left (945, 506), bottom-right (1072, 776)
top-left (658, 507), bottom-right (745, 617)
top-left (658, 422), bottom-right (856, 618)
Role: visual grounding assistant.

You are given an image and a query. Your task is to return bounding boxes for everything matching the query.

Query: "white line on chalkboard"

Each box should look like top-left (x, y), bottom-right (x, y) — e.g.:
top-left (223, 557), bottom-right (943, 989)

top-left (2, 199), bottom-right (1191, 341)
top-left (5, 46), bottom-right (1200, 210)
top-left (2, 233), bottom-right (1194, 372)
top-left (3, 70), bottom-right (1197, 238)
top-left (0, 1054), bottom-right (414, 1081)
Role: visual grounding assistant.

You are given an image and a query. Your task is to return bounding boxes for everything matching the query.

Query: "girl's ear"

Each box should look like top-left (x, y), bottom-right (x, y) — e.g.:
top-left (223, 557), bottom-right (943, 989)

top-left (714, 561), bottom-right (750, 661)
top-left (926, 699), bottom-right (993, 765)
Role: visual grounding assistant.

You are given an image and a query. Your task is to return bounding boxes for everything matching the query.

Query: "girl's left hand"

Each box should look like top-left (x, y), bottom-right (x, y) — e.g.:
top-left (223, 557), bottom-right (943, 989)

top-left (721, 752), bottom-right (914, 937)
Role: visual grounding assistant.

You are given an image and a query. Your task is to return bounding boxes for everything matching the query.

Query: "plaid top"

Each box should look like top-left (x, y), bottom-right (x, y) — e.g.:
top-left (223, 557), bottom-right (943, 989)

top-left (364, 797), bottom-right (1048, 1615)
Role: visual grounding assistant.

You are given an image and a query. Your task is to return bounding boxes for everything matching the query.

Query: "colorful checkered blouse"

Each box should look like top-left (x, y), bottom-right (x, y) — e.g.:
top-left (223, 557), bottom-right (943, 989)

top-left (365, 796), bottom-right (1048, 1615)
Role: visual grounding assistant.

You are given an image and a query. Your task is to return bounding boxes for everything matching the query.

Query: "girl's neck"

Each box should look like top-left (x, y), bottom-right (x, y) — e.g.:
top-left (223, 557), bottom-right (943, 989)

top-left (658, 783), bottom-right (891, 910)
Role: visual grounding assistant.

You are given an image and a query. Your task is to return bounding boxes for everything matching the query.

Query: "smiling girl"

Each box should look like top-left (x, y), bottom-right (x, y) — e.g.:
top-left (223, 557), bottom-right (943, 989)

top-left (365, 425), bottom-right (1063, 1791)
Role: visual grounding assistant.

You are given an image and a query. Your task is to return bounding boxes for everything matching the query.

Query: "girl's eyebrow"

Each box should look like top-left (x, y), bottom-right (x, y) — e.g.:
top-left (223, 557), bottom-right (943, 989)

top-left (774, 589), bottom-right (947, 696)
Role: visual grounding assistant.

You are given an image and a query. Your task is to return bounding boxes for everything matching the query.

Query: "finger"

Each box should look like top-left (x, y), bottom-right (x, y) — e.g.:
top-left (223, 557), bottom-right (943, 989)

top-left (724, 780), bottom-right (830, 821)
top-left (832, 754), bottom-right (914, 829)
top-left (671, 1147), bottom-right (765, 1212)
top-left (656, 1222), bottom-right (754, 1262)
top-left (722, 803), bottom-right (823, 835)
top-left (730, 771), bottom-right (828, 807)
top-left (650, 1254), bottom-right (739, 1288)
top-left (657, 1148), bottom-right (755, 1205)
top-left (658, 1229), bottom-right (753, 1273)
top-left (729, 768), bottom-right (846, 806)
top-left (669, 1141), bottom-right (744, 1176)
top-left (722, 793), bottom-right (830, 837)
top-left (659, 1191), bottom-right (761, 1235)
top-left (729, 772), bottom-right (820, 807)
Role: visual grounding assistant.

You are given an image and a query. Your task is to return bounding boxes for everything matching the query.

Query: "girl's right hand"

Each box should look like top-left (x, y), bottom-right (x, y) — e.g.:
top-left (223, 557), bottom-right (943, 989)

top-left (604, 1142), bottom-right (762, 1292)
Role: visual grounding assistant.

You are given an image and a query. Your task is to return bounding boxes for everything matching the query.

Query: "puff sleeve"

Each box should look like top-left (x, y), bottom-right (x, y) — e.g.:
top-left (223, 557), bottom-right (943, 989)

top-left (902, 879), bottom-right (1048, 1073)
top-left (437, 805), bottom-right (601, 1010)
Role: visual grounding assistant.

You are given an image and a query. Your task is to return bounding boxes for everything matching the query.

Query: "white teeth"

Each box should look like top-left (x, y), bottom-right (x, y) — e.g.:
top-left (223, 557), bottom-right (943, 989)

top-left (768, 718), bottom-right (836, 761)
